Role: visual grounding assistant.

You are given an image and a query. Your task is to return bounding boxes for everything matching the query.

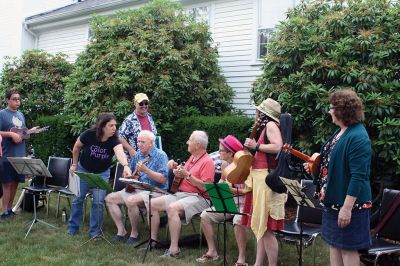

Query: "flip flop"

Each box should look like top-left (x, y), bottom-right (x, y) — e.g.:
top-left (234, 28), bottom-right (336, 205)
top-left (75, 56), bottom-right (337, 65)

top-left (196, 254), bottom-right (220, 263)
top-left (234, 262), bottom-right (248, 266)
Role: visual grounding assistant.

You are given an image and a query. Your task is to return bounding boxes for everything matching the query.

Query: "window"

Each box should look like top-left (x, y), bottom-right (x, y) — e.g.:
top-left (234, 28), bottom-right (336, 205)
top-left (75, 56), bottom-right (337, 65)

top-left (257, 0), bottom-right (297, 59)
top-left (183, 6), bottom-right (210, 24)
top-left (258, 28), bottom-right (274, 59)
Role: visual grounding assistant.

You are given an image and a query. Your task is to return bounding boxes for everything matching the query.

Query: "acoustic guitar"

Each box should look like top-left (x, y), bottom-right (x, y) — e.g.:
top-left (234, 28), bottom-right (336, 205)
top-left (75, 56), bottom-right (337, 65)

top-left (169, 161), bottom-right (185, 193)
top-left (282, 143), bottom-right (321, 175)
top-left (10, 126), bottom-right (49, 140)
top-left (225, 118), bottom-right (267, 184)
top-left (125, 157), bottom-right (149, 193)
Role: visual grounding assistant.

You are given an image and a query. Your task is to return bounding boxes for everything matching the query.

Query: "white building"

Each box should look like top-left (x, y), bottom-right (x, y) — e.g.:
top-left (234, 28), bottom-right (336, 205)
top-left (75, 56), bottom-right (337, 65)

top-left (2, 0), bottom-right (298, 114)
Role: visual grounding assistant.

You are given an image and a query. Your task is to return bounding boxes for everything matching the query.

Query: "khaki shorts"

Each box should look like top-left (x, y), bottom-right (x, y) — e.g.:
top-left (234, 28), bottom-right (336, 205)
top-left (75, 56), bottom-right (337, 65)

top-left (200, 206), bottom-right (244, 225)
top-left (163, 192), bottom-right (210, 225)
top-left (118, 188), bottom-right (164, 209)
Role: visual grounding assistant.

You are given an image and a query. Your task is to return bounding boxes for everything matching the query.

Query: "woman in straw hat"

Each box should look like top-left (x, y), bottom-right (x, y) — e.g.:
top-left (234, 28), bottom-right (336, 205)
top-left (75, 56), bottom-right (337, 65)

top-left (240, 98), bottom-right (285, 266)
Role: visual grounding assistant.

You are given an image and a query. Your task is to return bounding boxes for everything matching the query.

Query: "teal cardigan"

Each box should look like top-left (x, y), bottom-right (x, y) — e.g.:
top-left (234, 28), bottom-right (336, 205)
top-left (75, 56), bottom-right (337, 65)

top-left (321, 123), bottom-right (372, 206)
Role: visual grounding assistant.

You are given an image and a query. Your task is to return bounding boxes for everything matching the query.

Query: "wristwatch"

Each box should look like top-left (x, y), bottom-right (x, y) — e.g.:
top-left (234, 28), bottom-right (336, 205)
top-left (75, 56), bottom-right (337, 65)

top-left (186, 173), bottom-right (192, 180)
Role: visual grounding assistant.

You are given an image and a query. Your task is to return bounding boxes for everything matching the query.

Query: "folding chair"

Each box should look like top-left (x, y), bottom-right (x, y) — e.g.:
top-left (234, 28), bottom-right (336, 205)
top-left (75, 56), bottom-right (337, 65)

top-left (360, 188), bottom-right (400, 266)
top-left (275, 179), bottom-right (322, 266)
top-left (45, 157), bottom-right (72, 217)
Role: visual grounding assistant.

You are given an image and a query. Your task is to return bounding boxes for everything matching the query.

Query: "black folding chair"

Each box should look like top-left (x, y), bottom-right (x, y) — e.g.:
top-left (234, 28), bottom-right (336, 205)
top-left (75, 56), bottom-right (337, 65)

top-left (275, 179), bottom-right (322, 266)
top-left (360, 188), bottom-right (400, 266)
top-left (45, 157), bottom-right (72, 217)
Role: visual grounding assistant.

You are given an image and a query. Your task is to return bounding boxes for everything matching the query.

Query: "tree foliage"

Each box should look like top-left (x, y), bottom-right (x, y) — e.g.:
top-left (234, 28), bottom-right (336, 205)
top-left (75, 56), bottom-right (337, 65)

top-left (253, 0), bottom-right (400, 185)
top-left (0, 50), bottom-right (73, 125)
top-left (64, 0), bottom-right (233, 134)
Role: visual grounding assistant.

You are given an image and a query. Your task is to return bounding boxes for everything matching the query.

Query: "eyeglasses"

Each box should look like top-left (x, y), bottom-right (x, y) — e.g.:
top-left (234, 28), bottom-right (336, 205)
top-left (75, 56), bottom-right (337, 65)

top-left (10, 97), bottom-right (20, 101)
top-left (219, 149), bottom-right (228, 153)
top-left (139, 101), bottom-right (149, 106)
top-left (329, 105), bottom-right (335, 110)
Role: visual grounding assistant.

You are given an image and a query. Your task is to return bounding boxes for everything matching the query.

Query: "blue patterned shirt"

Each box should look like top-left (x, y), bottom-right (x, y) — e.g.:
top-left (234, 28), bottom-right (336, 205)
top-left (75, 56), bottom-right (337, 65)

top-left (130, 146), bottom-right (168, 190)
top-left (118, 112), bottom-right (157, 161)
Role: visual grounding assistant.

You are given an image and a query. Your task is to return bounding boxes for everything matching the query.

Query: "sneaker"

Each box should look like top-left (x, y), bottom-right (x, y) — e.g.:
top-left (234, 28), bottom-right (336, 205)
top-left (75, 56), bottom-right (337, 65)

top-left (160, 248), bottom-right (181, 258)
top-left (7, 210), bottom-right (16, 217)
top-left (114, 233), bottom-right (128, 242)
top-left (126, 236), bottom-right (140, 245)
top-left (0, 212), bottom-right (9, 221)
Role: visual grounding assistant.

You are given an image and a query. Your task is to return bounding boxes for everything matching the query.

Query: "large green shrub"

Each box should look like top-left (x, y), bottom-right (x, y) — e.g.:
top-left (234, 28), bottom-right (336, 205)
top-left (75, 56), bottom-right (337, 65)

top-left (252, 0), bottom-right (400, 186)
top-left (0, 50), bottom-right (73, 126)
top-left (64, 0), bottom-right (233, 134)
top-left (30, 115), bottom-right (76, 162)
top-left (163, 115), bottom-right (253, 160)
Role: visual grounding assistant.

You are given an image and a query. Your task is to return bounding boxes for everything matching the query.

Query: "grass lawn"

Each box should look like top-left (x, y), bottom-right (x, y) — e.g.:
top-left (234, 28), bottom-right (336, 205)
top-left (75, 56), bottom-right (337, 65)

top-left (0, 185), bottom-right (330, 266)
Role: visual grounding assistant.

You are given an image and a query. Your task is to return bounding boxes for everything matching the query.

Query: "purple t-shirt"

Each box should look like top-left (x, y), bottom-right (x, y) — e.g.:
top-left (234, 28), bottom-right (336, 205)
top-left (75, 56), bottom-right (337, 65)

top-left (79, 128), bottom-right (120, 173)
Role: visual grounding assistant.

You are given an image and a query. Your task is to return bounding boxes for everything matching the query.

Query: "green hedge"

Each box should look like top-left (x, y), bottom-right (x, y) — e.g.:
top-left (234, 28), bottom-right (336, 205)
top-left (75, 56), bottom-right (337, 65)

top-left (162, 115), bottom-right (254, 160)
top-left (30, 115), bottom-right (76, 162)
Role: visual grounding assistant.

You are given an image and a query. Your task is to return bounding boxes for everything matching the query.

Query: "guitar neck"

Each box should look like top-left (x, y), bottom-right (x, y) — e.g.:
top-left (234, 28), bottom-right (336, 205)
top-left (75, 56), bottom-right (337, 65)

top-left (283, 144), bottom-right (312, 162)
top-left (244, 123), bottom-right (259, 151)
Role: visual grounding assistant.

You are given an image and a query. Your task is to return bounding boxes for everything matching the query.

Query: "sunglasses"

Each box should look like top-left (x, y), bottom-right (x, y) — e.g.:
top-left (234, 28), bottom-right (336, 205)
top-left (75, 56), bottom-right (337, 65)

top-left (139, 101), bottom-right (149, 106)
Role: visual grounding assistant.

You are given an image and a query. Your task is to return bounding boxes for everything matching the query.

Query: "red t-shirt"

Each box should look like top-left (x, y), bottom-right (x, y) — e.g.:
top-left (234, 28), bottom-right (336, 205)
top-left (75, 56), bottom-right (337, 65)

top-left (137, 114), bottom-right (151, 131)
top-left (179, 153), bottom-right (215, 194)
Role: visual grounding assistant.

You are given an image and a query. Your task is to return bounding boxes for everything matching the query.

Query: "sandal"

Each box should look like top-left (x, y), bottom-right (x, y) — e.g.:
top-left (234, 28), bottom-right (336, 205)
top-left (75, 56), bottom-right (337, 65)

top-left (196, 254), bottom-right (220, 263)
top-left (234, 262), bottom-right (248, 266)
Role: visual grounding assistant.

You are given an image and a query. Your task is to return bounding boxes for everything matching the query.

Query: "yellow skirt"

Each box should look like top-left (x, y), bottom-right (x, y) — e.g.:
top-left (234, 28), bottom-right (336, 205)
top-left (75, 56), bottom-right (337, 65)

top-left (244, 168), bottom-right (285, 240)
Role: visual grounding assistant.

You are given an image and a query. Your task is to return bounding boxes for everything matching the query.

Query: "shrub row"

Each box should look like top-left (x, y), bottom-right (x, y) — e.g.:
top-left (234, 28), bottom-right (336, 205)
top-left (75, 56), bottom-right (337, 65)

top-left (30, 115), bottom-right (254, 163)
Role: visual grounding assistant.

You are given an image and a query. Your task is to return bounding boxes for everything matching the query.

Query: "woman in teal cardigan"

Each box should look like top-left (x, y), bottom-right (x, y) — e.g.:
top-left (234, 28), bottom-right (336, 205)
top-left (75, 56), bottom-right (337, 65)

top-left (305, 89), bottom-right (372, 266)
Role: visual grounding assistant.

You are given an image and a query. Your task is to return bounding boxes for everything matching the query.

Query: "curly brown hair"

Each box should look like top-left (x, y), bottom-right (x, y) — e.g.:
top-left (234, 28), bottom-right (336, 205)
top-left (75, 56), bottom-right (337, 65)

top-left (329, 89), bottom-right (365, 126)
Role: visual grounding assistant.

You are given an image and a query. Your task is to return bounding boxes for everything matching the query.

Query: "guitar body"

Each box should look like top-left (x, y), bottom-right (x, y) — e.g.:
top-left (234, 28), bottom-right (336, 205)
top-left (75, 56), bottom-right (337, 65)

top-left (225, 150), bottom-right (254, 184)
top-left (10, 126), bottom-right (49, 140)
top-left (10, 127), bottom-right (31, 139)
top-left (169, 176), bottom-right (184, 193)
top-left (308, 153), bottom-right (321, 175)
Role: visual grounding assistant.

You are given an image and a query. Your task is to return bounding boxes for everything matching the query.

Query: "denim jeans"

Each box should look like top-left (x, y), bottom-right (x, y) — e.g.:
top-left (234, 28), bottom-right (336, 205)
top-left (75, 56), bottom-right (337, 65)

top-left (67, 163), bottom-right (110, 238)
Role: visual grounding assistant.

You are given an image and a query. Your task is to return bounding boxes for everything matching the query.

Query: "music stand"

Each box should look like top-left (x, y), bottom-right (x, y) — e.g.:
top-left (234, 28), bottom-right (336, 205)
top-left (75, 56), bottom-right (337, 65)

top-left (204, 182), bottom-right (246, 266)
top-left (280, 177), bottom-right (315, 266)
top-left (75, 172), bottom-right (113, 246)
top-left (7, 157), bottom-right (57, 239)
top-left (119, 178), bottom-right (169, 263)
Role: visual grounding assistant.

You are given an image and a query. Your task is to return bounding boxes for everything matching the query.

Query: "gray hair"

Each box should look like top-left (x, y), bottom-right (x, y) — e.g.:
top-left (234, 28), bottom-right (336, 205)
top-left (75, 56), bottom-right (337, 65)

top-left (191, 130), bottom-right (208, 149)
top-left (138, 130), bottom-right (156, 143)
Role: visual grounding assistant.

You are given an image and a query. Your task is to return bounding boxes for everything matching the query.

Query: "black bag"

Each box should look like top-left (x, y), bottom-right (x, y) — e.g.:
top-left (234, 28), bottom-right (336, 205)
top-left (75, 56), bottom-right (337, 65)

top-left (265, 113), bottom-right (293, 193)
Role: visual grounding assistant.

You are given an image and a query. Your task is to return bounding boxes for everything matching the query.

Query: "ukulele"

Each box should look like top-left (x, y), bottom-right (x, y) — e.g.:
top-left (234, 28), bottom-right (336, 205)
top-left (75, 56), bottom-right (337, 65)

top-left (10, 126), bottom-right (49, 140)
top-left (225, 117), bottom-right (267, 184)
top-left (125, 157), bottom-right (149, 193)
top-left (282, 143), bottom-right (321, 175)
top-left (169, 160), bottom-right (185, 193)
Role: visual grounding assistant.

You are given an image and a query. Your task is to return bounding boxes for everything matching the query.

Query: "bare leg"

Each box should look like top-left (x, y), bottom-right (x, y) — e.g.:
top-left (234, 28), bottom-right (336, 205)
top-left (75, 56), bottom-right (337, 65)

top-left (167, 201), bottom-right (185, 254)
top-left (254, 237), bottom-right (266, 266)
top-left (2, 183), bottom-right (12, 212)
top-left (263, 230), bottom-right (279, 266)
top-left (9, 181), bottom-right (18, 210)
top-left (234, 224), bottom-right (247, 264)
top-left (330, 246), bottom-right (344, 266)
top-left (105, 192), bottom-right (127, 236)
top-left (150, 196), bottom-right (167, 241)
top-left (126, 194), bottom-right (145, 238)
top-left (200, 214), bottom-right (218, 257)
top-left (341, 249), bottom-right (359, 266)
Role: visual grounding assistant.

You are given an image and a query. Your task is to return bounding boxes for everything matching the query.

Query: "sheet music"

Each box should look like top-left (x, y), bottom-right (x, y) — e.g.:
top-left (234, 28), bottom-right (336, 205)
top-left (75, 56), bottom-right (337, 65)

top-left (279, 177), bottom-right (315, 208)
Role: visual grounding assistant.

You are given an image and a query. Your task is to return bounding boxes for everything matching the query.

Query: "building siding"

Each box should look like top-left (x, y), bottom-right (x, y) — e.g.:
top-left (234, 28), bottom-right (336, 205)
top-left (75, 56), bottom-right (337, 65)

top-left (31, 0), bottom-right (264, 115)
top-left (37, 24), bottom-right (89, 62)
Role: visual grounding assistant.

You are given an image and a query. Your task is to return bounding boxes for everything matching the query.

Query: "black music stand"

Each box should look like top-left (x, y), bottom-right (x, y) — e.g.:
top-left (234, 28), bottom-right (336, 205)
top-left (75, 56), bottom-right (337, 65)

top-left (75, 172), bottom-right (114, 246)
top-left (7, 157), bottom-right (57, 239)
top-left (119, 178), bottom-right (169, 263)
top-left (280, 177), bottom-right (315, 266)
top-left (204, 182), bottom-right (246, 266)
